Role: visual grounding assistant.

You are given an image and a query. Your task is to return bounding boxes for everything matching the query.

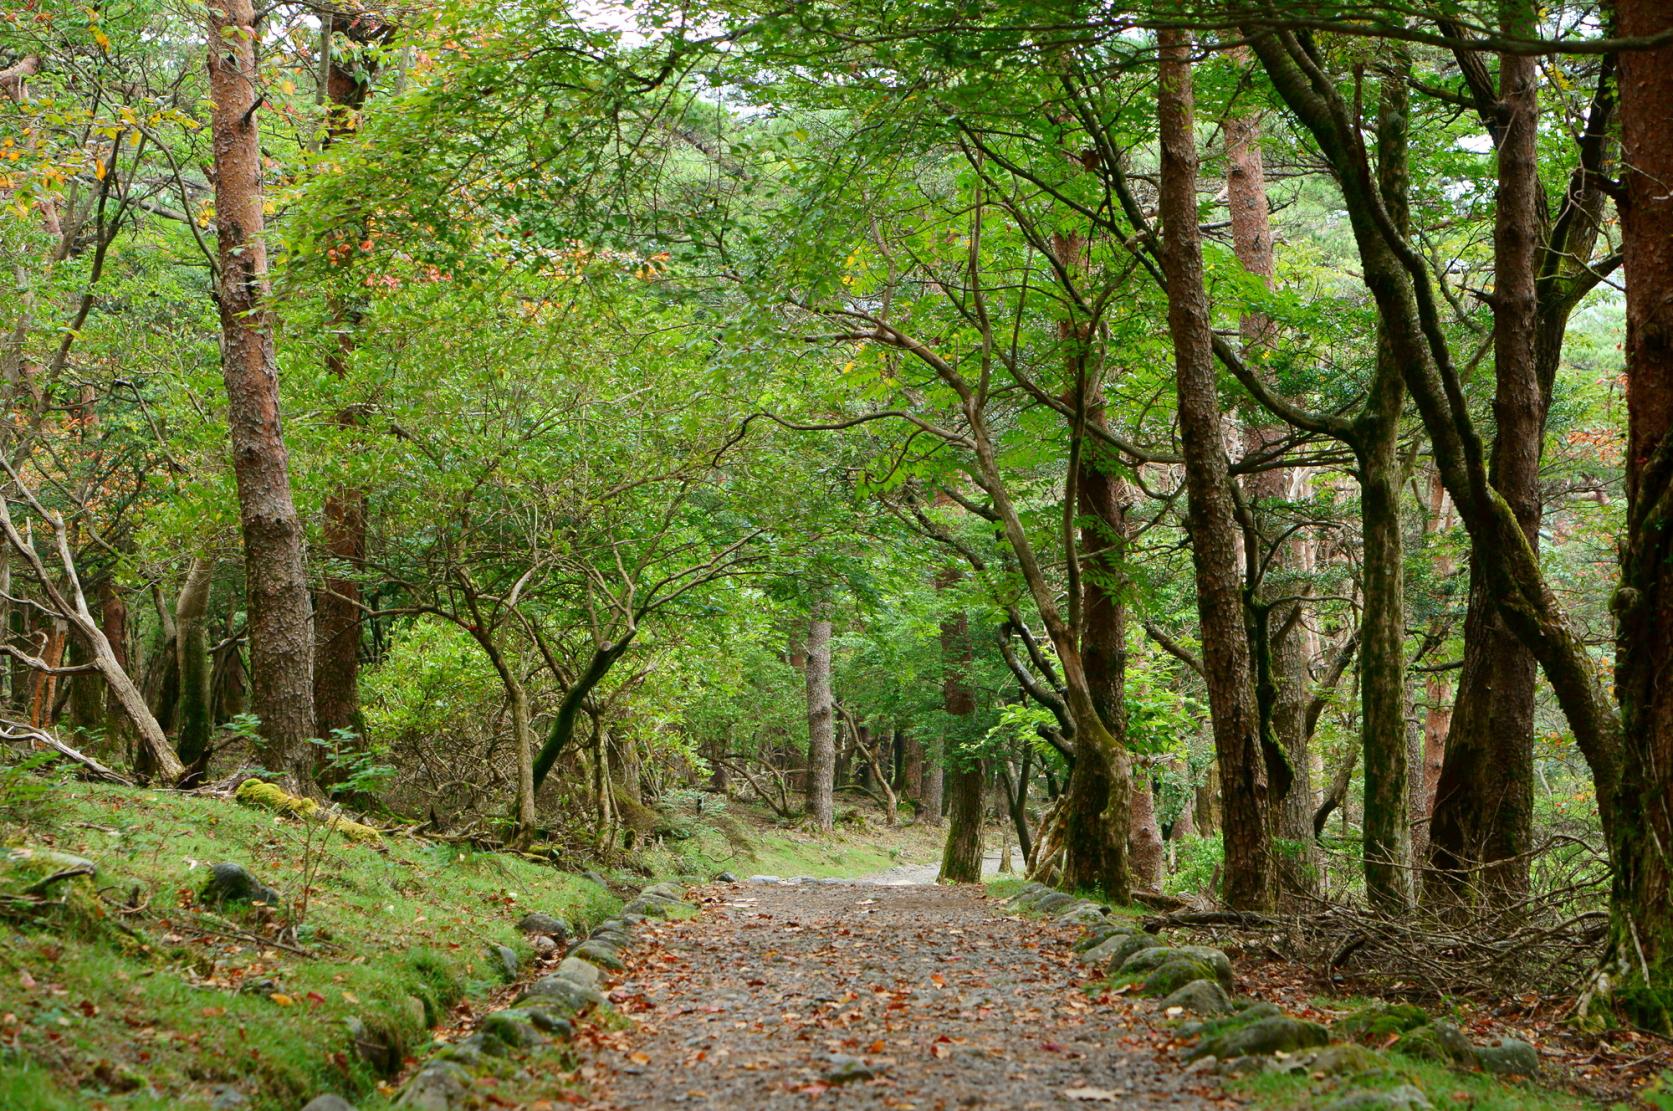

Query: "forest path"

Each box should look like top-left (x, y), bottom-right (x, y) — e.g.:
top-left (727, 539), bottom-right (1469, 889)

top-left (576, 881), bottom-right (1231, 1109)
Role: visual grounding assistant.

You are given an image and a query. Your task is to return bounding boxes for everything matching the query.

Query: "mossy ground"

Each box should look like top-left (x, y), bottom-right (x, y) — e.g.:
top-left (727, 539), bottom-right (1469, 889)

top-left (0, 779), bottom-right (617, 1110)
top-left (1228, 1049), bottom-right (1600, 1110)
top-left (0, 781), bottom-right (938, 1110)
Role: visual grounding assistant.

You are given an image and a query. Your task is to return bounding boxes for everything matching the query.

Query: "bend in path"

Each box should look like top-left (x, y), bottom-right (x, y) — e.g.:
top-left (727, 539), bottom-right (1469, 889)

top-left (582, 881), bottom-right (1232, 1109)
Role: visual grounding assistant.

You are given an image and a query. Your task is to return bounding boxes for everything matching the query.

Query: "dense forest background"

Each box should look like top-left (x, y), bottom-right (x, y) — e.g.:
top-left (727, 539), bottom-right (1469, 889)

top-left (3, 0), bottom-right (1673, 1054)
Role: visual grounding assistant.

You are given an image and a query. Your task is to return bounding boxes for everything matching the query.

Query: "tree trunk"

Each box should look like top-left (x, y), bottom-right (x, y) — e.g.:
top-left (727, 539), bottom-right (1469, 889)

top-left (174, 555), bottom-right (215, 772)
top-left (803, 606), bottom-right (835, 832)
top-left (1128, 767), bottom-right (1165, 891)
top-left (312, 14), bottom-right (385, 741)
top-left (1227, 64), bottom-right (1316, 892)
top-left (938, 606), bottom-right (982, 883)
top-left (1427, 12), bottom-right (1543, 908)
top-left (922, 739), bottom-right (944, 826)
top-left (1159, 29), bottom-right (1271, 911)
top-left (902, 732), bottom-right (924, 803)
top-left (1609, 0), bottom-right (1673, 1033)
top-left (207, 0), bottom-right (317, 788)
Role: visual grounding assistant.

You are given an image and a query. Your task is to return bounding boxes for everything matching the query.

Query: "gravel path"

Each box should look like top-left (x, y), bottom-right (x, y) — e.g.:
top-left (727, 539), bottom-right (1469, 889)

top-left (580, 881), bottom-right (1232, 1109)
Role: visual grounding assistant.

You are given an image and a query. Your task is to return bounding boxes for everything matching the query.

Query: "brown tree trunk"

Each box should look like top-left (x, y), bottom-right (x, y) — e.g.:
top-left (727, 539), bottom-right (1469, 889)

top-left (207, 0), bottom-right (317, 788)
top-left (922, 739), bottom-right (944, 827)
top-left (938, 605), bottom-right (983, 883)
top-left (313, 13), bottom-right (387, 740)
top-left (803, 606), bottom-right (835, 832)
top-left (1159, 29), bottom-right (1271, 910)
top-left (1226, 65), bottom-right (1316, 891)
top-left (174, 555), bottom-right (215, 772)
top-left (1128, 767), bottom-right (1165, 891)
top-left (1609, 0), bottom-right (1673, 1033)
top-left (1427, 12), bottom-right (1542, 907)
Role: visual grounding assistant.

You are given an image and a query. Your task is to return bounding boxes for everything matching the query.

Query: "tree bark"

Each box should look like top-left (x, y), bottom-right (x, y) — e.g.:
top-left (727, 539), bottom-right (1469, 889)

top-left (1128, 767), bottom-right (1165, 891)
top-left (174, 555), bottom-right (215, 772)
top-left (1159, 29), bottom-right (1271, 911)
top-left (1356, 68), bottom-right (1414, 913)
top-left (1226, 66), bottom-right (1315, 891)
top-left (207, 0), bottom-right (317, 788)
top-left (803, 606), bottom-right (835, 832)
top-left (1609, 0), bottom-right (1673, 1033)
top-left (938, 604), bottom-right (983, 883)
top-left (922, 738), bottom-right (944, 826)
top-left (1427, 6), bottom-right (1542, 907)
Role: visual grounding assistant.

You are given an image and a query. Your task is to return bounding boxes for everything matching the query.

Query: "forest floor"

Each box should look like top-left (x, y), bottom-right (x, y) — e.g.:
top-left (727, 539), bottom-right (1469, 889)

top-left (573, 878), bottom-right (1221, 1110)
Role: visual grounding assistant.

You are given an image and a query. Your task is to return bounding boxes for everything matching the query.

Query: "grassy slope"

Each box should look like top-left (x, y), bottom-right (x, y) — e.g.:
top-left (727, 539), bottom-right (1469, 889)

top-left (0, 784), bottom-right (938, 1110)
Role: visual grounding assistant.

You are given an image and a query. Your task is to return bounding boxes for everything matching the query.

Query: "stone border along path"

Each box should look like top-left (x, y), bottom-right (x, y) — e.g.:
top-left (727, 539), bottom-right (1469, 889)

top-left (1007, 881), bottom-right (1544, 1111)
top-left (293, 881), bottom-right (694, 1111)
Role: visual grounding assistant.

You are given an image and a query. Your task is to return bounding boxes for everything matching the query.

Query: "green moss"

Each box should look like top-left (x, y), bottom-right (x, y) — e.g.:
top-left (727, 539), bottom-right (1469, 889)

top-left (0, 781), bottom-right (618, 1109)
top-left (1335, 1001), bottom-right (1432, 1041)
top-left (1229, 1049), bottom-right (1598, 1110)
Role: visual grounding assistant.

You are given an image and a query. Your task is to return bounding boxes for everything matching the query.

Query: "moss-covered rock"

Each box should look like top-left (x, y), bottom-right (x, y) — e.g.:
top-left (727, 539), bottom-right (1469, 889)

top-left (1474, 1037), bottom-right (1539, 1076)
top-left (1335, 1002), bottom-right (1431, 1042)
top-left (1392, 1020), bottom-right (1474, 1065)
top-left (1087, 931), bottom-right (1167, 969)
top-left (1320, 1084), bottom-right (1433, 1110)
top-left (1142, 958), bottom-right (1220, 996)
top-left (1191, 1015), bottom-right (1330, 1060)
top-left (1158, 978), bottom-right (1233, 1016)
top-left (1121, 944), bottom-right (1233, 987)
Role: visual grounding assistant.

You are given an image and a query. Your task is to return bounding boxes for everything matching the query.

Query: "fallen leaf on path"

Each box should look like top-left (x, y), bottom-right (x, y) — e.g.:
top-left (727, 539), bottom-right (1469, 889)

top-left (1062, 1087), bottom-right (1121, 1102)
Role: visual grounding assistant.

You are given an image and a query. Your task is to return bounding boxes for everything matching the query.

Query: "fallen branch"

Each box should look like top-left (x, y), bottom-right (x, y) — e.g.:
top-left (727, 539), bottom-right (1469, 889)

top-left (0, 720), bottom-right (132, 784)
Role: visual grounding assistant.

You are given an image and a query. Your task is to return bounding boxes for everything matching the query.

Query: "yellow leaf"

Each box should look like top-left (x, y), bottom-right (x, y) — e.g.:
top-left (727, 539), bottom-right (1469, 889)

top-left (280, 79), bottom-right (296, 95)
top-left (92, 30), bottom-right (109, 50)
top-left (269, 993), bottom-right (294, 1007)
top-left (93, 158), bottom-right (106, 181)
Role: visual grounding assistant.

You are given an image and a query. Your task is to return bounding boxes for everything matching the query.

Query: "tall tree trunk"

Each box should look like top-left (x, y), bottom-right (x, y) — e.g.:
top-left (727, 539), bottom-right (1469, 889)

top-left (1226, 61), bottom-right (1316, 891)
top-left (207, 0), bottom-right (317, 788)
top-left (1159, 29), bottom-right (1272, 911)
top-left (938, 604), bottom-right (983, 883)
top-left (1426, 8), bottom-right (1543, 907)
top-left (1609, 0), bottom-right (1673, 1034)
top-left (803, 606), bottom-right (835, 832)
top-left (1066, 387), bottom-right (1133, 896)
top-left (174, 556), bottom-right (215, 772)
top-left (1353, 65), bottom-right (1415, 913)
top-left (312, 13), bottom-right (387, 740)
top-left (922, 739), bottom-right (944, 827)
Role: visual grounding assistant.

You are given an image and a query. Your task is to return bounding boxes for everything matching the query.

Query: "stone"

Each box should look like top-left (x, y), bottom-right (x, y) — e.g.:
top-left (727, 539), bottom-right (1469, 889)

top-left (716, 871), bottom-right (738, 882)
top-left (1073, 922), bottom-right (1139, 951)
top-left (516, 912), bottom-right (571, 942)
top-left (1235, 1001), bottom-right (1282, 1021)
top-left (1335, 1003), bottom-right (1430, 1042)
top-left (490, 944), bottom-right (520, 981)
top-left (1393, 1021), bottom-right (1474, 1065)
top-left (1142, 959), bottom-right (1220, 997)
top-left (622, 897), bottom-right (672, 918)
top-left (301, 1097), bottom-right (358, 1111)
top-left (519, 974), bottom-right (604, 1014)
top-left (1320, 1085), bottom-right (1433, 1111)
top-left (200, 862), bottom-right (281, 907)
top-left (1117, 943), bottom-right (1238, 983)
top-left (479, 1010), bottom-right (544, 1049)
top-left (403, 995), bottom-right (429, 1029)
top-left (1288, 1044), bottom-right (1382, 1076)
top-left (512, 1008), bottom-right (574, 1037)
top-left (210, 1088), bottom-right (248, 1109)
top-left (554, 957), bottom-right (601, 989)
top-left (344, 1016), bottom-right (400, 1073)
top-left (397, 1062), bottom-right (471, 1110)
top-left (1474, 1037), bottom-right (1539, 1076)
top-left (583, 870), bottom-right (611, 889)
top-left (1192, 1015), bottom-right (1330, 1060)
top-left (1034, 891), bottom-right (1077, 913)
top-left (747, 874), bottom-right (781, 884)
top-left (822, 1054), bottom-right (883, 1083)
top-left (1086, 932), bottom-right (1166, 969)
top-left (642, 882), bottom-right (684, 900)
top-left (569, 941), bottom-right (624, 970)
top-left (530, 935), bottom-right (557, 954)
top-left (1158, 979), bottom-right (1233, 1017)
top-left (1120, 944), bottom-right (1233, 987)
top-left (1057, 904), bottom-right (1109, 926)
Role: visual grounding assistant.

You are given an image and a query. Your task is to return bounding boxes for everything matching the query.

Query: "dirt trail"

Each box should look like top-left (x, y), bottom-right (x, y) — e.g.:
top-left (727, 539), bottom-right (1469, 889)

top-left (579, 881), bottom-right (1229, 1109)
